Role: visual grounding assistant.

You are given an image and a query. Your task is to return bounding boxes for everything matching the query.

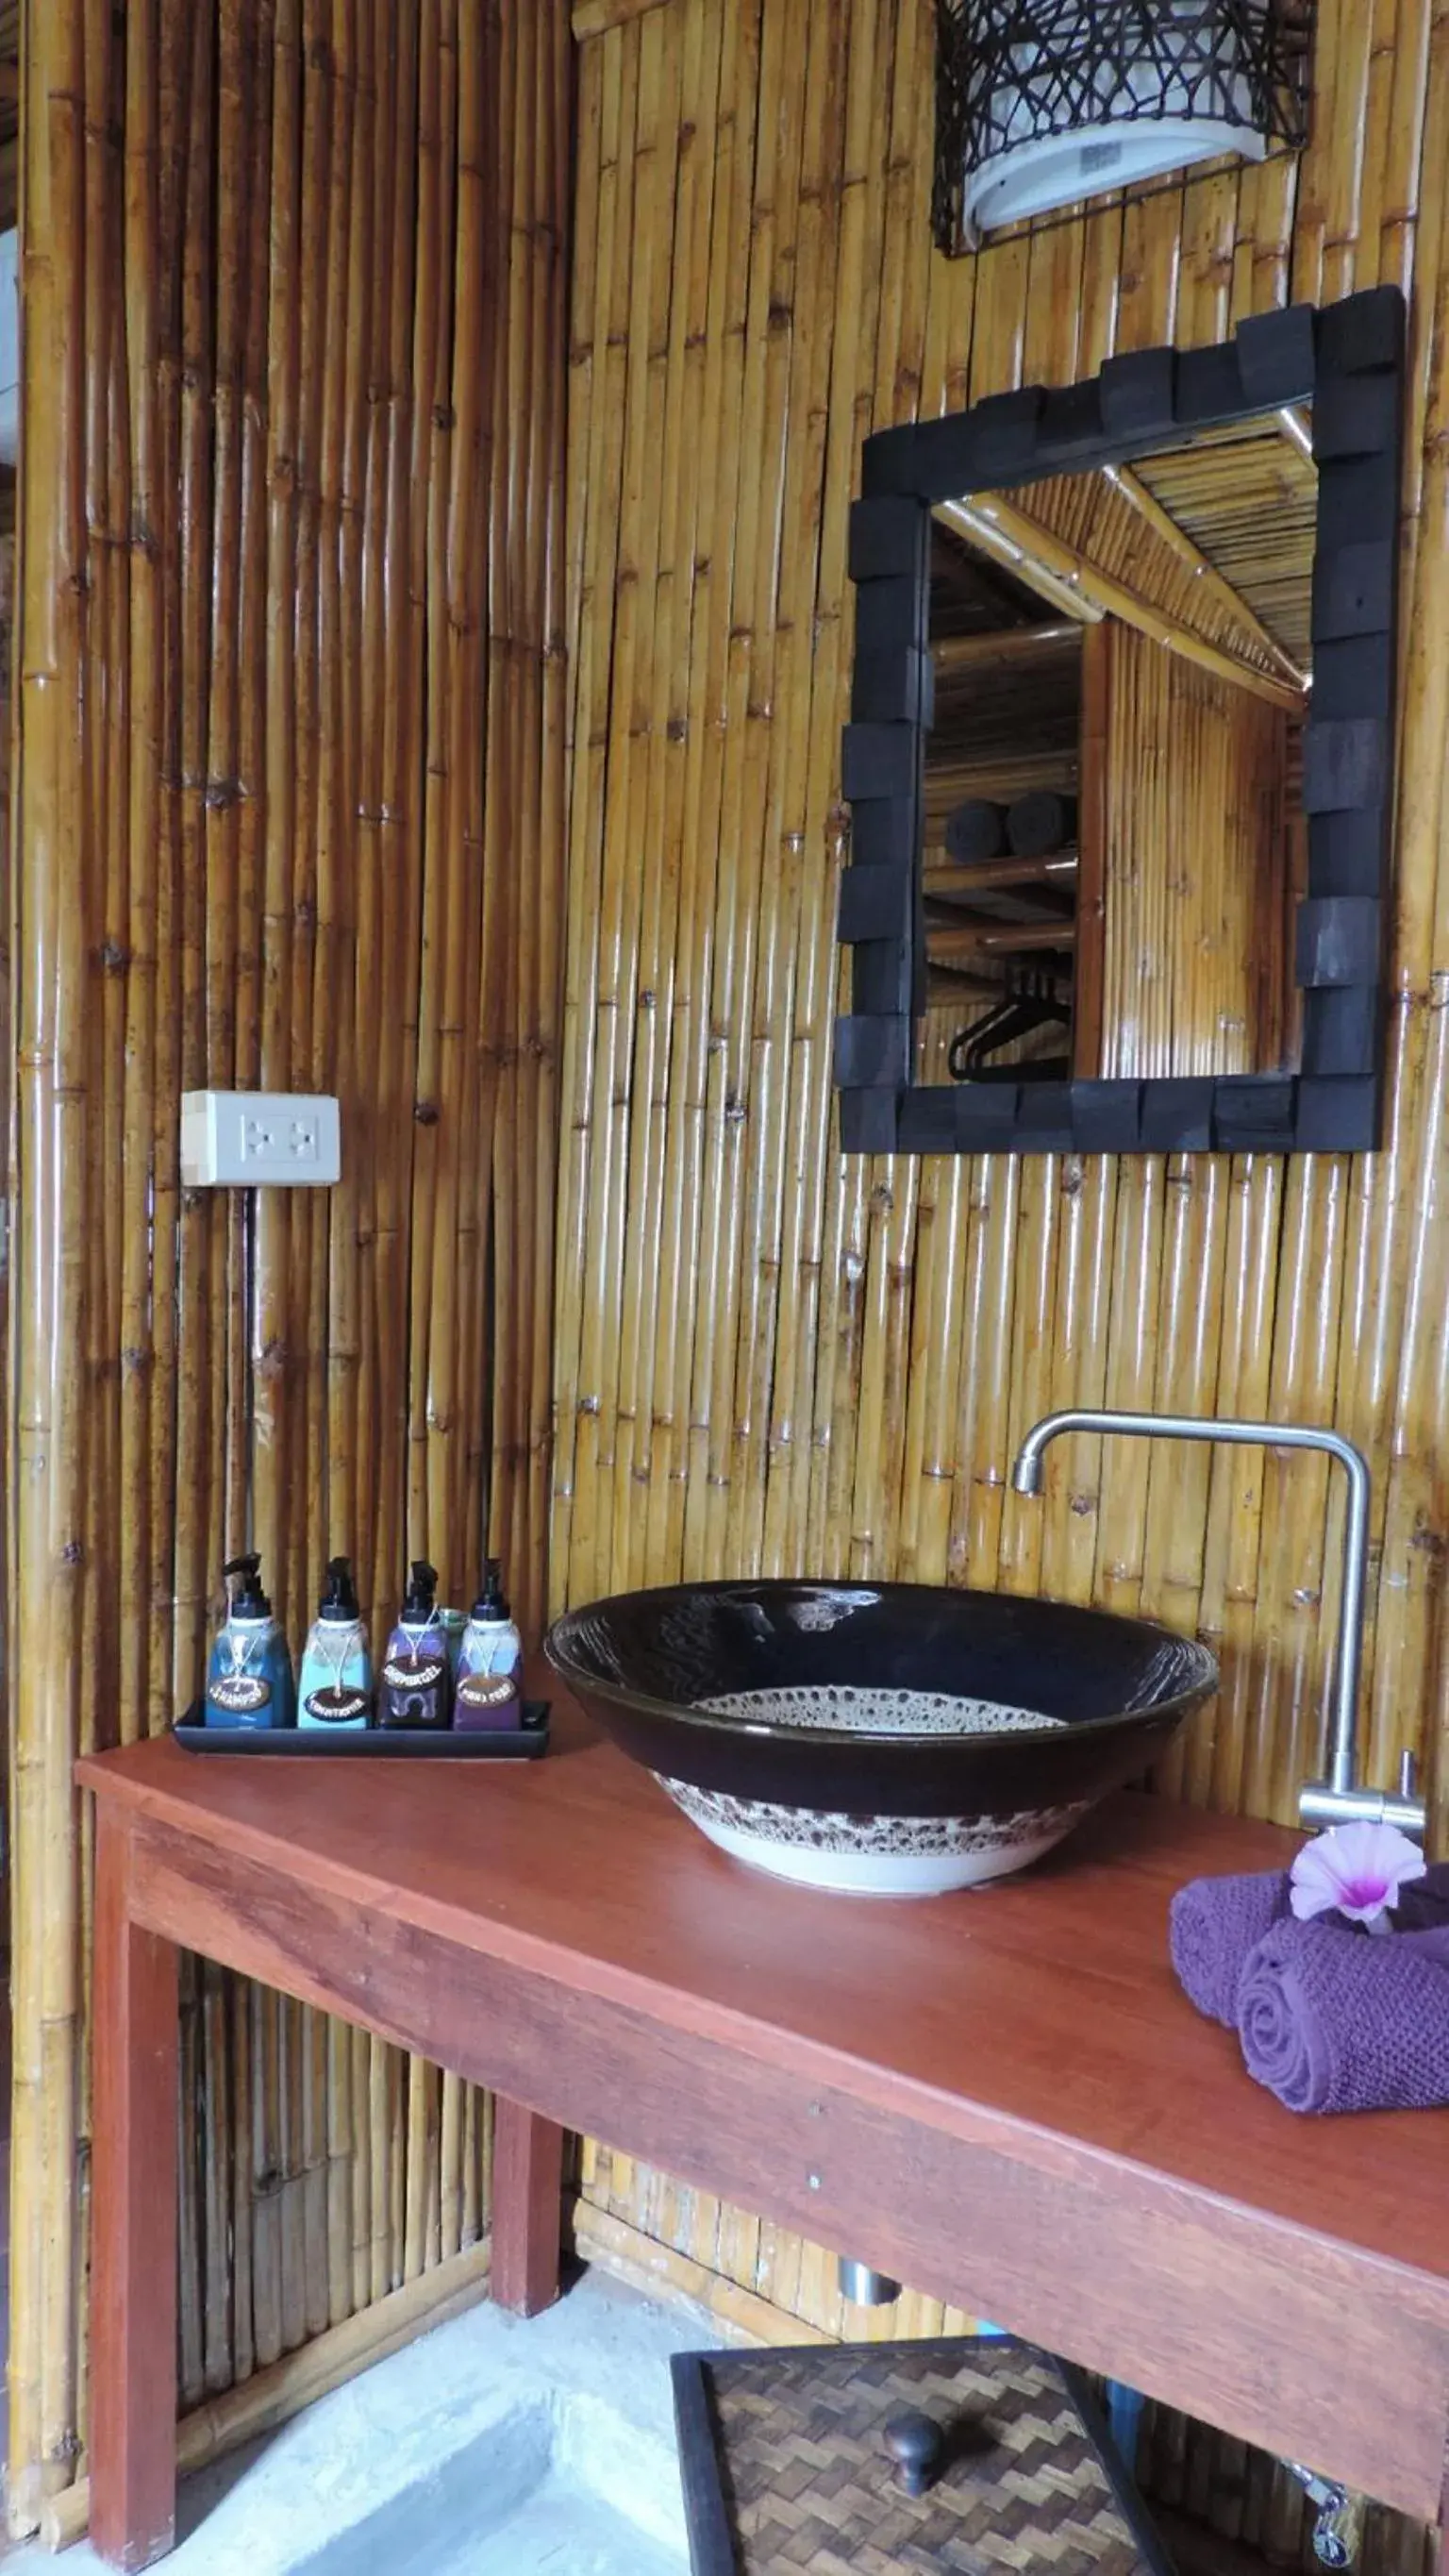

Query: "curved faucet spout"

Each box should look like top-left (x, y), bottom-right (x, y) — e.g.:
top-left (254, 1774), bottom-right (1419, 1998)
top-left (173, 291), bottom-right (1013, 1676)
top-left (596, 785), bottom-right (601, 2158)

top-left (1008, 1409), bottom-right (1425, 1843)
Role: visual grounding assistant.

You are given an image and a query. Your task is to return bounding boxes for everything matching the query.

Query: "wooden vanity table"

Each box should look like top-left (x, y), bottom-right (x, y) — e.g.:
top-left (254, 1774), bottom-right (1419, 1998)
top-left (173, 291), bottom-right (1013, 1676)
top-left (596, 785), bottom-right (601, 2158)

top-left (79, 1675), bottom-right (1449, 2572)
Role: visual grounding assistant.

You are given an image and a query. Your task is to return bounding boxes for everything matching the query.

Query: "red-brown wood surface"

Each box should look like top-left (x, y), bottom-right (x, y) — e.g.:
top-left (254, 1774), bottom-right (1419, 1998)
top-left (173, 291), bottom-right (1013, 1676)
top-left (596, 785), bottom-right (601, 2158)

top-left (79, 1674), bottom-right (1449, 2563)
top-left (490, 2099), bottom-right (566, 2317)
top-left (90, 1812), bottom-right (180, 2570)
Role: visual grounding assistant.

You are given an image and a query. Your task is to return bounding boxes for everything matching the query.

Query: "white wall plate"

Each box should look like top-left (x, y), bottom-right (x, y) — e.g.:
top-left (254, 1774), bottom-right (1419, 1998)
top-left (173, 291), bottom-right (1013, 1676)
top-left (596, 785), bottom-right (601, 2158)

top-left (180, 1091), bottom-right (341, 1187)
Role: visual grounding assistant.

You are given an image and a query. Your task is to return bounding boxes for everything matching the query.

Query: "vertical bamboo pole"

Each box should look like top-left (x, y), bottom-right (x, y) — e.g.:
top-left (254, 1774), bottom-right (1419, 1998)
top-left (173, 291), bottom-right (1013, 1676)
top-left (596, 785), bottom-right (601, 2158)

top-left (9, 1), bottom-right (88, 2520)
top-left (172, 0), bottom-right (221, 1725)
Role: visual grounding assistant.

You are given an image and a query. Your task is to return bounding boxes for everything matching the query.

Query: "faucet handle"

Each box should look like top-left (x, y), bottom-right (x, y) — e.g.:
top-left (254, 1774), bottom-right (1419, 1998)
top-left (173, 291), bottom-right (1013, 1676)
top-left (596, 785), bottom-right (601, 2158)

top-left (1399, 1749), bottom-right (1417, 1800)
top-left (1287, 2464), bottom-right (1362, 2569)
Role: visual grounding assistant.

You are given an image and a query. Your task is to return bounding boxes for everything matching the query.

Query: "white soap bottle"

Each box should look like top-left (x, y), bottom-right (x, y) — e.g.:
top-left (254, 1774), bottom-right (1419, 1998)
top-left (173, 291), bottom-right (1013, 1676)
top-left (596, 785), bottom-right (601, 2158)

top-left (453, 1559), bottom-right (524, 1730)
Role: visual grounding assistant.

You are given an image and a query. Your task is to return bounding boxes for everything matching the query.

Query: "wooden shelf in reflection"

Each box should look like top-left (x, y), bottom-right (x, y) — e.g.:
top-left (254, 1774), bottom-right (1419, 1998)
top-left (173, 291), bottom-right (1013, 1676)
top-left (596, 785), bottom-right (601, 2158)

top-left (924, 854), bottom-right (1078, 899)
top-left (928, 921), bottom-right (1076, 962)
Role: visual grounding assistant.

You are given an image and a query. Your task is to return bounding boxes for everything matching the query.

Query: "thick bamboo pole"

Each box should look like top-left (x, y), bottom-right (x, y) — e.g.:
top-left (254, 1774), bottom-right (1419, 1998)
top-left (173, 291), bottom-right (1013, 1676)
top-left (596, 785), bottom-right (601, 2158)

top-left (9, 0), bottom-right (89, 2522)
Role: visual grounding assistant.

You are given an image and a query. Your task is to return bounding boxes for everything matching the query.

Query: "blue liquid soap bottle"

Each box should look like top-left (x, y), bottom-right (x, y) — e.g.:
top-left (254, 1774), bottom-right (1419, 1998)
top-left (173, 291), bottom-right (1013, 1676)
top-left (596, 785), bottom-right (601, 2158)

top-left (379, 1561), bottom-right (454, 1730)
top-left (453, 1558), bottom-right (525, 1732)
top-left (206, 1554), bottom-right (296, 1730)
top-left (298, 1557), bottom-right (374, 1731)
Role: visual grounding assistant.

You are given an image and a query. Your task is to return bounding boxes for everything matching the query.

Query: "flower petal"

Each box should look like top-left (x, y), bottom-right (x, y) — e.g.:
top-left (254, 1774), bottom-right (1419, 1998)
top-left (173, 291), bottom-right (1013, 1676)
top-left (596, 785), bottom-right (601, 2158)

top-left (1289, 1839), bottom-right (1350, 1919)
top-left (1290, 1821), bottom-right (1425, 1929)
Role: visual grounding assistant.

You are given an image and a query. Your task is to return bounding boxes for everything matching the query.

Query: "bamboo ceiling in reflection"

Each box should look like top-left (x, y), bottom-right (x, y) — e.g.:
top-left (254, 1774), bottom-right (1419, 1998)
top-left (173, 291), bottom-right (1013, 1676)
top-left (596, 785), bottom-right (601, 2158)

top-left (958, 414), bottom-right (1315, 702)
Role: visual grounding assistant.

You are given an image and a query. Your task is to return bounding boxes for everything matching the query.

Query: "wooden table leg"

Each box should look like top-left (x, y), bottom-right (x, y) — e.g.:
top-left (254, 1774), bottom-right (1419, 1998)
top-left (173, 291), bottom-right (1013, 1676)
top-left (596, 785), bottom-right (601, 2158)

top-left (491, 2096), bottom-right (565, 2317)
top-left (90, 1811), bottom-right (179, 2570)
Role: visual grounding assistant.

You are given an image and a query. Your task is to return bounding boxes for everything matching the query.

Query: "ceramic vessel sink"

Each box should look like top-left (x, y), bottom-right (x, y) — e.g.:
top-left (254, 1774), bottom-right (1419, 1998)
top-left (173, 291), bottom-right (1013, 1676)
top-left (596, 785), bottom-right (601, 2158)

top-left (545, 1581), bottom-right (1218, 1897)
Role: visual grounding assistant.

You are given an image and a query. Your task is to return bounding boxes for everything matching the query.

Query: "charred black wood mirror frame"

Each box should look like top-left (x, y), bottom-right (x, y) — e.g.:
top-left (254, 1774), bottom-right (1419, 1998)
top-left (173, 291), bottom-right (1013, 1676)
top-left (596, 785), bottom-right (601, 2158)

top-left (834, 287), bottom-right (1405, 1156)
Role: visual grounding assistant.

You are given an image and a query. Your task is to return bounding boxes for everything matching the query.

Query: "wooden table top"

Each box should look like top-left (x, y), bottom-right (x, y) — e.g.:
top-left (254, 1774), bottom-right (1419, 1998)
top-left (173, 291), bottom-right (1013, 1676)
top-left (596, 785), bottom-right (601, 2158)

top-left (79, 1680), bottom-right (1449, 2315)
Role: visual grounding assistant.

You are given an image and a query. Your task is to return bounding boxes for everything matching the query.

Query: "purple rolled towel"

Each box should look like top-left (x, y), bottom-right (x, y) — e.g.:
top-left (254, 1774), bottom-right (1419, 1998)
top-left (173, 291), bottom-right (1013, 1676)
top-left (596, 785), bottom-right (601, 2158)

top-left (1169, 1870), bottom-right (1291, 2027)
top-left (1396, 1860), bottom-right (1449, 1929)
top-left (1238, 1916), bottom-right (1449, 2114)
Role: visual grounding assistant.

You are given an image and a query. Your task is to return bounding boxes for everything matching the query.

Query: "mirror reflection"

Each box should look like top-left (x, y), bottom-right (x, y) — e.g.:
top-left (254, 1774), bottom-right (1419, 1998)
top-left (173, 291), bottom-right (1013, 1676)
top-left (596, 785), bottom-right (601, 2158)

top-left (923, 409), bottom-right (1315, 1089)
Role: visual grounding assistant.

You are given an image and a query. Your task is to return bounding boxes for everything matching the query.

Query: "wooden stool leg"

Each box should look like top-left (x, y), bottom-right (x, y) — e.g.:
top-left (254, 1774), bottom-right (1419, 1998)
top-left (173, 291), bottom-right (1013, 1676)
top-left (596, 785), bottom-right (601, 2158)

top-left (90, 1813), bottom-right (179, 2571)
top-left (491, 2096), bottom-right (565, 2317)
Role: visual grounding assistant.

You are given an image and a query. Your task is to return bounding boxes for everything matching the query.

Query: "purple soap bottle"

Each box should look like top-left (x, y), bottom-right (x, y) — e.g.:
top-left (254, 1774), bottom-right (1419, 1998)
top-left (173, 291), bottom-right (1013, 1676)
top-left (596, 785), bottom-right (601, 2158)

top-left (378, 1561), bottom-right (453, 1730)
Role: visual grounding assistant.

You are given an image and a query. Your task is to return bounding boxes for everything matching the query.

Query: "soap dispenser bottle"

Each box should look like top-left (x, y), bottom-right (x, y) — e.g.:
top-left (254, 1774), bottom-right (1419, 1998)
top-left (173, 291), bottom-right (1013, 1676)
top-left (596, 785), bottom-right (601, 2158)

top-left (298, 1558), bottom-right (374, 1731)
top-left (453, 1559), bottom-right (525, 1731)
top-left (379, 1561), bottom-right (454, 1730)
top-left (206, 1554), bottom-right (296, 1729)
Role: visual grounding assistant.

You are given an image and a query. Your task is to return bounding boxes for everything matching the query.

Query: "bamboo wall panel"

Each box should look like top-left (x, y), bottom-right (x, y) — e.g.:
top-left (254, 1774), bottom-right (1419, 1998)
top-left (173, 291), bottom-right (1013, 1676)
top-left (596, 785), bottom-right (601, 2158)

top-left (6, 0), bottom-right (568, 2531)
top-left (556, 0), bottom-right (1447, 2557)
top-left (1096, 625), bottom-right (1294, 1079)
top-left (2, 531), bottom-right (11, 1865)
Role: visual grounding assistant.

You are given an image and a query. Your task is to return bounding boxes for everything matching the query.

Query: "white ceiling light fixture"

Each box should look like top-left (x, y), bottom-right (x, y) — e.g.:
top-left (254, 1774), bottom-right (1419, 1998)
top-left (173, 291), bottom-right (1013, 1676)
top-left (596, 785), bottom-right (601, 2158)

top-left (933, 3), bottom-right (1313, 256)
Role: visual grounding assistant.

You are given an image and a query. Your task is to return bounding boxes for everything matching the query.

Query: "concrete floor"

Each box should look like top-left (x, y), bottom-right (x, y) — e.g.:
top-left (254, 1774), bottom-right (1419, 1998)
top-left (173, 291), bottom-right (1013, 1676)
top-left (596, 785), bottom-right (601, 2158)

top-left (6, 2271), bottom-right (701, 2574)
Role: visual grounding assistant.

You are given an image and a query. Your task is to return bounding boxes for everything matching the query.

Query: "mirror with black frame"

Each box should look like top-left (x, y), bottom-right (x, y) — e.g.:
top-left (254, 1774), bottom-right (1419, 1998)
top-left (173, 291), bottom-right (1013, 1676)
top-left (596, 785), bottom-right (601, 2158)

top-left (835, 290), bottom-right (1405, 1158)
top-left (923, 409), bottom-right (1313, 1091)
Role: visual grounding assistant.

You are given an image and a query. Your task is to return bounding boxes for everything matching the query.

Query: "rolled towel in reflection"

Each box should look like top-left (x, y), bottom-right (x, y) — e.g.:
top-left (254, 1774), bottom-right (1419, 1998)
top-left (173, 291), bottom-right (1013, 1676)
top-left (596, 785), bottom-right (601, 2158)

top-left (944, 798), bottom-right (1008, 864)
top-left (1238, 1916), bottom-right (1449, 2114)
top-left (1169, 1869), bottom-right (1291, 2027)
top-left (1007, 790), bottom-right (1077, 857)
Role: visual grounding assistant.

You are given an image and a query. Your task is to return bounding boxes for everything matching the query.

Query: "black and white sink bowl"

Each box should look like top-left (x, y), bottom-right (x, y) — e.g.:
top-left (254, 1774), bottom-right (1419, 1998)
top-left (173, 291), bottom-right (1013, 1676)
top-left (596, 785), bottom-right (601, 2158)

top-left (545, 1580), bottom-right (1219, 1898)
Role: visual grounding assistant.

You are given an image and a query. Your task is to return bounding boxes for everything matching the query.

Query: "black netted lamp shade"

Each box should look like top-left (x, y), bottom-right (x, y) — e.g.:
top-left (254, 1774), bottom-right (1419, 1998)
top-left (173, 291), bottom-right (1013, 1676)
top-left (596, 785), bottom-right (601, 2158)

top-left (935, 1), bottom-right (1312, 253)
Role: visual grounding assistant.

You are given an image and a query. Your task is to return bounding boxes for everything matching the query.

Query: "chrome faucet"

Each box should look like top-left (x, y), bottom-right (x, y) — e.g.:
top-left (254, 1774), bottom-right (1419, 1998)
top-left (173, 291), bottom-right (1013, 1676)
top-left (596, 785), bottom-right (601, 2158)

top-left (1010, 1410), bottom-right (1426, 1842)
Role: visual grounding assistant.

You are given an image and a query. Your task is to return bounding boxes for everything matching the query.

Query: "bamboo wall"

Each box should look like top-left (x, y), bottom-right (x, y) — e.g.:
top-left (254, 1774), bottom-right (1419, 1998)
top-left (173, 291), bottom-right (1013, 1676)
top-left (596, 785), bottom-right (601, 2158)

top-left (555, 0), bottom-right (1447, 2551)
top-left (1096, 626), bottom-right (1294, 1080)
top-left (6, 0), bottom-right (568, 2531)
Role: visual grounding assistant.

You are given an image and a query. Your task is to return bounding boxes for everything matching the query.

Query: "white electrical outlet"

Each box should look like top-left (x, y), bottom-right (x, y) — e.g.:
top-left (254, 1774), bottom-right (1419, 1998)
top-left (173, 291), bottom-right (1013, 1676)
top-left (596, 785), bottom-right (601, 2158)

top-left (181, 1091), bottom-right (341, 1188)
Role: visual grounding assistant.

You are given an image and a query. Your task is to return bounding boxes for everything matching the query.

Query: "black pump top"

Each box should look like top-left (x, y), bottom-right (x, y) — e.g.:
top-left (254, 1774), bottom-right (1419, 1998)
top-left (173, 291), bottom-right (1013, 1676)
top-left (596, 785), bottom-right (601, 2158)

top-left (401, 1559), bottom-right (439, 1620)
top-left (472, 1557), bottom-right (511, 1621)
top-left (224, 1552), bottom-right (272, 1619)
top-left (318, 1556), bottom-right (360, 1620)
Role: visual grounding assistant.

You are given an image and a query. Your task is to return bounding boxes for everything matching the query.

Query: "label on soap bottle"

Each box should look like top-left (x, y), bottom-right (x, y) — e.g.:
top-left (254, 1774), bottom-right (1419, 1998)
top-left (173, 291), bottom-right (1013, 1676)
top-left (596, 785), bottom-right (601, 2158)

top-left (380, 1656), bottom-right (445, 1691)
top-left (303, 1685), bottom-right (372, 1727)
top-left (379, 1653), bottom-right (450, 1729)
top-left (209, 1674), bottom-right (271, 1717)
top-left (453, 1670), bottom-right (523, 1734)
top-left (457, 1673), bottom-right (517, 1715)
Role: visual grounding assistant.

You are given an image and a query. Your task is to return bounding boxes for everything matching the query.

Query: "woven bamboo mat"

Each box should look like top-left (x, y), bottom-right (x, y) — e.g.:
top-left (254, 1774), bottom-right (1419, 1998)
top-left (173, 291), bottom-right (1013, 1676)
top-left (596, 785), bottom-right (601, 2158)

top-left (688, 2340), bottom-right (1171, 2576)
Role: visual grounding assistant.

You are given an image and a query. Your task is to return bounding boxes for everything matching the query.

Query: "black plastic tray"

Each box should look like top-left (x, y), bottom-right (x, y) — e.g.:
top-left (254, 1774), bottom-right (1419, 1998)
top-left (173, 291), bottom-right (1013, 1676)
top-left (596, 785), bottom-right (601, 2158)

top-left (173, 1699), bottom-right (550, 1757)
